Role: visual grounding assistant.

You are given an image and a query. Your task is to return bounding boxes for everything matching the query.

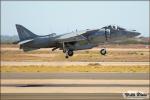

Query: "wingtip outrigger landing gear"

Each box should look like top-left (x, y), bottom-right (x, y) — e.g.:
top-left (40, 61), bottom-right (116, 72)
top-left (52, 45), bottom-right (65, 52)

top-left (100, 48), bottom-right (107, 55)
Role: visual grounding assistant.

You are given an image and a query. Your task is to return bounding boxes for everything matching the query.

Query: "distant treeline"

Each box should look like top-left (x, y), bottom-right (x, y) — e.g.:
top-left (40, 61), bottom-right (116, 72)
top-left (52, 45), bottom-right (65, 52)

top-left (1, 35), bottom-right (19, 44)
top-left (1, 35), bottom-right (149, 45)
top-left (118, 39), bottom-right (149, 45)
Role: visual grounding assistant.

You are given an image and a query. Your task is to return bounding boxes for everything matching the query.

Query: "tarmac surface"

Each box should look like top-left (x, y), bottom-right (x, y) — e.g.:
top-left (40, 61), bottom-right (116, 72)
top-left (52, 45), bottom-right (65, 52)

top-left (1, 72), bottom-right (149, 79)
top-left (1, 93), bottom-right (149, 100)
top-left (1, 72), bottom-right (149, 100)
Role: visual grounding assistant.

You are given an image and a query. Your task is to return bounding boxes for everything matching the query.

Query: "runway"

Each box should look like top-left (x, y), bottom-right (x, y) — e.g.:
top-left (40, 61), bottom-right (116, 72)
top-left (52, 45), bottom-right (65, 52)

top-left (1, 72), bottom-right (149, 79)
top-left (1, 72), bottom-right (149, 100)
top-left (2, 93), bottom-right (149, 100)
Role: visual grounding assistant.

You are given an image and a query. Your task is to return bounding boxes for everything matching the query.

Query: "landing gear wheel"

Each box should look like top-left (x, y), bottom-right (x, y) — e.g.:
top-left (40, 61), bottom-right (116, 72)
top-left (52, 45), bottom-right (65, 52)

top-left (65, 56), bottom-right (69, 58)
top-left (100, 49), bottom-right (107, 55)
top-left (68, 50), bottom-right (74, 56)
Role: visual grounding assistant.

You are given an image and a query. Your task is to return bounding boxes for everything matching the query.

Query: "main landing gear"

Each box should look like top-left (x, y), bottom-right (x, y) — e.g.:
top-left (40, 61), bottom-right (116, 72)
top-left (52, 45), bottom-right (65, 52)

top-left (65, 49), bottom-right (74, 58)
top-left (62, 42), bottom-right (74, 58)
top-left (100, 48), bottom-right (107, 55)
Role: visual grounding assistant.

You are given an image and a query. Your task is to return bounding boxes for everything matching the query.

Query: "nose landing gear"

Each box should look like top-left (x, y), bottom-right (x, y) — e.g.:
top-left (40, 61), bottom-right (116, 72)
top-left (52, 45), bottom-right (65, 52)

top-left (100, 48), bottom-right (107, 55)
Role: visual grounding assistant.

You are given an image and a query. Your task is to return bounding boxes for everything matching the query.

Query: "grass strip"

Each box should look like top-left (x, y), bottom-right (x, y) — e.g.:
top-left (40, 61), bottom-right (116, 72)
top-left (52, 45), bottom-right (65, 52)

top-left (1, 65), bottom-right (149, 73)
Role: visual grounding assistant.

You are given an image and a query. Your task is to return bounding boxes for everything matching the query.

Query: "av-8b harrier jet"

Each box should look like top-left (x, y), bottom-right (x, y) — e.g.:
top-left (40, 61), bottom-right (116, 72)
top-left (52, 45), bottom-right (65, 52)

top-left (15, 24), bottom-right (140, 58)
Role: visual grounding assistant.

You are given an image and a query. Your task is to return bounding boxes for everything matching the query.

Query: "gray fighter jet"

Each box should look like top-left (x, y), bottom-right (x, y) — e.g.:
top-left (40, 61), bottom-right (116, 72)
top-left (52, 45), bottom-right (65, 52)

top-left (15, 24), bottom-right (140, 58)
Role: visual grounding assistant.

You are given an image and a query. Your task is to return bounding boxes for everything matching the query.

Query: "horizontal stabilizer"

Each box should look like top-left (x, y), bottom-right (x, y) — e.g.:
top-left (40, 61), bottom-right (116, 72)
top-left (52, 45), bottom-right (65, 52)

top-left (18, 39), bottom-right (34, 45)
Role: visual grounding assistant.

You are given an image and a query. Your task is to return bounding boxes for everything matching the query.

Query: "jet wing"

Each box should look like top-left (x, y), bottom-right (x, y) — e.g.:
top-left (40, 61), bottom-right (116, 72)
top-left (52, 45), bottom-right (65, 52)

top-left (56, 29), bottom-right (99, 43)
top-left (56, 30), bottom-right (88, 43)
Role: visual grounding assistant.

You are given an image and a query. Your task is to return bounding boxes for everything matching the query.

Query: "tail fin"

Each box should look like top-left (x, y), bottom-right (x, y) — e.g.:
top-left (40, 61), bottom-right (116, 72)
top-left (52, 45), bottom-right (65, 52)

top-left (16, 24), bottom-right (38, 41)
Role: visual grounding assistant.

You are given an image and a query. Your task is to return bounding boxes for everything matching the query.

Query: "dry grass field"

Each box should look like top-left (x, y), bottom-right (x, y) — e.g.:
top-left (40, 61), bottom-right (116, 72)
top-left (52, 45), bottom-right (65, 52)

top-left (1, 44), bottom-right (149, 62)
top-left (1, 44), bottom-right (149, 73)
top-left (1, 65), bottom-right (149, 73)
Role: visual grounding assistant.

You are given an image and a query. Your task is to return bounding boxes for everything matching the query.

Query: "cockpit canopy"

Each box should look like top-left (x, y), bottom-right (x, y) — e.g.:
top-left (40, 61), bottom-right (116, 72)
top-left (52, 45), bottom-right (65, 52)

top-left (102, 25), bottom-right (126, 31)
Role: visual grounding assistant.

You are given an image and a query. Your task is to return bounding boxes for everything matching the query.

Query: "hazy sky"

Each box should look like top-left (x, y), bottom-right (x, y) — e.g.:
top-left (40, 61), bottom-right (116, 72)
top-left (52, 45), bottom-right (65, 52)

top-left (1, 1), bottom-right (149, 36)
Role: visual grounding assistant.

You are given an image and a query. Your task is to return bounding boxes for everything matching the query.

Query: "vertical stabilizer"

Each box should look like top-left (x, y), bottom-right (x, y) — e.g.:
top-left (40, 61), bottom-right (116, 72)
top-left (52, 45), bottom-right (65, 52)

top-left (16, 24), bottom-right (38, 41)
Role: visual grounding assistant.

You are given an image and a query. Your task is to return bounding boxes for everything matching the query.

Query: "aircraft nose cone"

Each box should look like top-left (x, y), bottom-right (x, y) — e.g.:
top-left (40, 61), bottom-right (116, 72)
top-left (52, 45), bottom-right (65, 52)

top-left (133, 31), bottom-right (141, 36)
top-left (137, 32), bottom-right (141, 36)
top-left (127, 31), bottom-right (141, 38)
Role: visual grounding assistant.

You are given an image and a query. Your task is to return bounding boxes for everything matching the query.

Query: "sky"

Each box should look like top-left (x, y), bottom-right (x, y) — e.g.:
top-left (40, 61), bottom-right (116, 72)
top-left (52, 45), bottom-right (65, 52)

top-left (1, 1), bottom-right (149, 36)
